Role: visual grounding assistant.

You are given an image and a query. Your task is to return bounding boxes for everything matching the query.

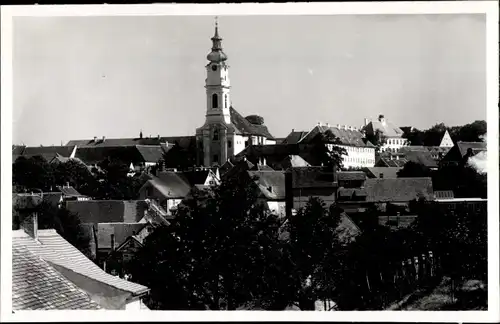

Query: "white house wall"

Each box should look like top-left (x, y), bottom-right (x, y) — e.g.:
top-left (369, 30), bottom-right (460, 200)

top-left (328, 144), bottom-right (376, 168)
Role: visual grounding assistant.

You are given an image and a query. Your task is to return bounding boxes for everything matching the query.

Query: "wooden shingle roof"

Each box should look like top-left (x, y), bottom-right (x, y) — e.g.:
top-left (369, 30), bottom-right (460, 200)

top-left (12, 243), bottom-right (101, 310)
top-left (13, 230), bottom-right (149, 296)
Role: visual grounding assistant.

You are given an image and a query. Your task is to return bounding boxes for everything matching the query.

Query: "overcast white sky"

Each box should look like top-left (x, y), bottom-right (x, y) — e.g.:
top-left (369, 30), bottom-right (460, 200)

top-left (13, 14), bottom-right (486, 146)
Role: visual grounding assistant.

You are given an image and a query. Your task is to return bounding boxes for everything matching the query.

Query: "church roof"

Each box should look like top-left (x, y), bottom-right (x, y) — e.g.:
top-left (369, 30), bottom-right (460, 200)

top-left (229, 107), bottom-right (275, 139)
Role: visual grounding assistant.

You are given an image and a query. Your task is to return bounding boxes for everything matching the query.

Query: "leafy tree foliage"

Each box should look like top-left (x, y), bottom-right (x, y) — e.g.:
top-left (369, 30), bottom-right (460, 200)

top-left (12, 155), bottom-right (147, 200)
top-left (128, 173), bottom-right (286, 310)
top-left (162, 140), bottom-right (198, 170)
top-left (402, 120), bottom-right (487, 146)
top-left (363, 129), bottom-right (387, 152)
top-left (397, 161), bottom-right (432, 178)
top-left (432, 164), bottom-right (487, 199)
top-left (310, 130), bottom-right (347, 169)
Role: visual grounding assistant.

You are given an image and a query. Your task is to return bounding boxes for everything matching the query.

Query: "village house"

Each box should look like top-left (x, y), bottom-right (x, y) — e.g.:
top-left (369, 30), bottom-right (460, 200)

top-left (362, 167), bottom-right (402, 179)
top-left (285, 167), bottom-right (339, 218)
top-left (13, 194), bottom-right (150, 310)
top-left (282, 123), bottom-right (376, 169)
top-left (376, 150), bottom-right (438, 170)
top-left (12, 145), bottom-right (78, 164)
top-left (439, 141), bottom-right (487, 167)
top-left (138, 168), bottom-right (220, 215)
top-left (363, 115), bottom-right (409, 152)
top-left (247, 170), bottom-right (286, 217)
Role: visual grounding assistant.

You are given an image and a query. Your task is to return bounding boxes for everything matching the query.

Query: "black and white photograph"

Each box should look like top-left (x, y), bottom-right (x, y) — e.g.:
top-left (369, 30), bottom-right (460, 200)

top-left (1, 2), bottom-right (498, 322)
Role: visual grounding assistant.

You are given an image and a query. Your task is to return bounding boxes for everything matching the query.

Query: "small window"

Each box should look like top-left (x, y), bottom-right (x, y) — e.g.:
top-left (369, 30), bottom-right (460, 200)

top-left (213, 155), bottom-right (219, 163)
top-left (212, 93), bottom-right (218, 109)
top-left (225, 94), bottom-right (228, 108)
top-left (213, 129), bottom-right (219, 141)
top-left (228, 140), bottom-right (232, 148)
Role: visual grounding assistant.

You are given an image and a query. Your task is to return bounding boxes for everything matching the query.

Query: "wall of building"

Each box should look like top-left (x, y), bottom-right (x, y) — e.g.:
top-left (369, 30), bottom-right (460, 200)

top-left (266, 200), bottom-right (286, 217)
top-left (232, 134), bottom-right (247, 156)
top-left (381, 137), bottom-right (408, 152)
top-left (328, 144), bottom-right (375, 169)
top-left (125, 298), bottom-right (149, 310)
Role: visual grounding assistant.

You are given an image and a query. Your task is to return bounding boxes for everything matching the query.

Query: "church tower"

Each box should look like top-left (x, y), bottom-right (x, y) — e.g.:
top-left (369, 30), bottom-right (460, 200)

top-left (195, 18), bottom-right (276, 167)
top-left (205, 18), bottom-right (231, 125)
top-left (196, 18), bottom-right (233, 167)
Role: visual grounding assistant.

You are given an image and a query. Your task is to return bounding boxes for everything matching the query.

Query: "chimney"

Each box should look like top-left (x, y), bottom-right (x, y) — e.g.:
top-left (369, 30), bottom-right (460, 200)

top-left (325, 122), bottom-right (330, 127)
top-left (364, 118), bottom-right (369, 126)
top-left (380, 173), bottom-right (384, 178)
top-left (102, 136), bottom-right (106, 142)
top-left (140, 130), bottom-right (143, 139)
top-left (378, 114), bottom-right (386, 125)
top-left (20, 211), bottom-right (39, 240)
top-left (344, 125), bottom-right (348, 130)
top-left (110, 234), bottom-right (115, 251)
top-left (66, 182), bottom-right (70, 188)
top-left (317, 122), bottom-right (321, 127)
top-left (263, 157), bottom-right (267, 166)
top-left (93, 136), bottom-right (97, 142)
top-left (336, 124), bottom-right (341, 129)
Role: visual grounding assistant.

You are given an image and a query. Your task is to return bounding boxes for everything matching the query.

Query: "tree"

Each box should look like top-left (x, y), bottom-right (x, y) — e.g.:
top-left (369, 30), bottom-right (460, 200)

top-left (363, 129), bottom-right (387, 153)
top-left (13, 156), bottom-right (55, 192)
top-left (423, 123), bottom-right (447, 146)
top-left (128, 172), bottom-right (286, 310)
top-left (432, 164), bottom-right (486, 199)
top-left (285, 198), bottom-right (344, 310)
top-left (397, 161), bottom-right (432, 178)
top-left (403, 128), bottom-right (425, 146)
top-left (163, 141), bottom-right (197, 170)
top-left (310, 130), bottom-right (347, 169)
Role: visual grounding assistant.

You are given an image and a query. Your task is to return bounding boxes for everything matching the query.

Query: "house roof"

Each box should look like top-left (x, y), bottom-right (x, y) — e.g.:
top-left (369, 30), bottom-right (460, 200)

top-left (135, 145), bottom-right (165, 163)
top-left (229, 107), bottom-right (275, 139)
top-left (247, 170), bottom-right (286, 200)
top-left (96, 223), bottom-right (147, 249)
top-left (288, 167), bottom-right (338, 188)
top-left (74, 146), bottom-right (144, 165)
top-left (365, 117), bottom-right (404, 138)
top-left (364, 177), bottom-right (434, 202)
top-left (377, 157), bottom-right (408, 168)
top-left (221, 159), bottom-right (255, 180)
top-left (66, 200), bottom-right (147, 224)
top-left (42, 192), bottom-right (63, 206)
top-left (336, 212), bottom-right (362, 244)
top-left (12, 145), bottom-right (26, 155)
top-left (337, 171), bottom-right (366, 181)
top-left (145, 172), bottom-right (192, 198)
top-left (378, 215), bottom-right (417, 229)
top-left (57, 185), bottom-right (86, 197)
top-left (404, 151), bottom-right (438, 168)
top-left (300, 125), bottom-right (375, 148)
top-left (12, 243), bottom-right (101, 310)
top-left (13, 229), bottom-right (149, 296)
top-left (20, 145), bottom-right (76, 158)
top-left (363, 167), bottom-right (402, 179)
top-left (456, 141), bottom-right (487, 157)
top-left (219, 160), bottom-right (235, 177)
top-left (281, 131), bottom-right (309, 145)
top-left (279, 155), bottom-right (311, 169)
top-left (181, 170), bottom-right (211, 186)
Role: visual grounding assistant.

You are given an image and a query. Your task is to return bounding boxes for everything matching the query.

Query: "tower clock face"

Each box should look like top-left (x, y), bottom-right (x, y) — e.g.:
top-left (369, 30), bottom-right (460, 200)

top-left (211, 65), bottom-right (217, 71)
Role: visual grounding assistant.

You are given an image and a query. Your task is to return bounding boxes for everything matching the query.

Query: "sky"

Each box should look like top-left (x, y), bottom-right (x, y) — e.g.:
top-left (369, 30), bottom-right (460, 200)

top-left (12, 14), bottom-right (486, 146)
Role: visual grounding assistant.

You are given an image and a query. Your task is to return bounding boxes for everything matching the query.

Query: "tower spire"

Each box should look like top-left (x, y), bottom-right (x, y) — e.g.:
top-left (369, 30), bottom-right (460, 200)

top-left (207, 16), bottom-right (227, 62)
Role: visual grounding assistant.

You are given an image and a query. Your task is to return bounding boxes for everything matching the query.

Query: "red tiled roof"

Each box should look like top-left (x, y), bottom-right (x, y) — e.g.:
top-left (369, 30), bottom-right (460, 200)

top-left (13, 243), bottom-right (101, 310)
top-left (13, 230), bottom-right (149, 296)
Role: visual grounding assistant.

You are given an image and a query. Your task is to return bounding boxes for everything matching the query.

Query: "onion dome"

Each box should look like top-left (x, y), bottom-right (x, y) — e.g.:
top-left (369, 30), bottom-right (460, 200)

top-left (207, 18), bottom-right (228, 63)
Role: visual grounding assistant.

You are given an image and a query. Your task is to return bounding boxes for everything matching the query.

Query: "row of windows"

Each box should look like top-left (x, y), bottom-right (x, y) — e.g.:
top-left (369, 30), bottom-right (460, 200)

top-left (330, 145), bottom-right (374, 153)
top-left (344, 157), bottom-right (375, 164)
top-left (386, 138), bottom-right (407, 146)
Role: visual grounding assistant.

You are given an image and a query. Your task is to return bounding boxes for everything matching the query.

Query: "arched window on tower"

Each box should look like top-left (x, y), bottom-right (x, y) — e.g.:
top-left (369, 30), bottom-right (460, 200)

top-left (225, 95), bottom-right (228, 108)
top-left (212, 94), bottom-right (218, 109)
top-left (213, 129), bottom-right (219, 141)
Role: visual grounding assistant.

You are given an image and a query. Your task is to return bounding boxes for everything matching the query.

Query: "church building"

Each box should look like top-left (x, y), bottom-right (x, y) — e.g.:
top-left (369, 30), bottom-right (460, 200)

top-left (195, 20), bottom-right (276, 167)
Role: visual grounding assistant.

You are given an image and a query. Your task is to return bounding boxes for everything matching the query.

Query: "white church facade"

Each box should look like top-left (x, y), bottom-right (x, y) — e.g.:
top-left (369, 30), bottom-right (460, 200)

top-left (195, 21), bottom-right (276, 167)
